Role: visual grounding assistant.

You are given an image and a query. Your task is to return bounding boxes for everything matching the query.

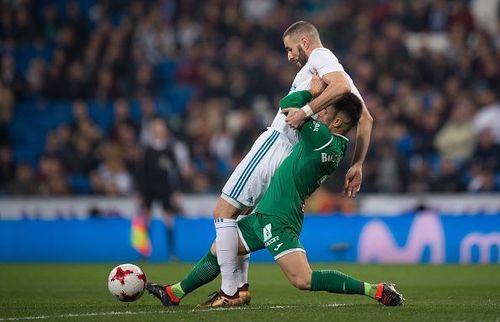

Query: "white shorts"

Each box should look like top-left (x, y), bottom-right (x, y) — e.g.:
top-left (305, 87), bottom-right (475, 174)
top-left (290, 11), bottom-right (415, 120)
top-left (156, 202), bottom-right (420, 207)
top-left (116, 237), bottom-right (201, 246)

top-left (221, 129), bottom-right (293, 209)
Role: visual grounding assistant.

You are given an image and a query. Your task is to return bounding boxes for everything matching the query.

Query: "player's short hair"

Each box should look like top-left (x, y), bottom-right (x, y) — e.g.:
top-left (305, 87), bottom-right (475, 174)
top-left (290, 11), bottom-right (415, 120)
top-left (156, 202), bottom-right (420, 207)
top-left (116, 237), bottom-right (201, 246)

top-left (333, 93), bottom-right (363, 132)
top-left (283, 21), bottom-right (320, 42)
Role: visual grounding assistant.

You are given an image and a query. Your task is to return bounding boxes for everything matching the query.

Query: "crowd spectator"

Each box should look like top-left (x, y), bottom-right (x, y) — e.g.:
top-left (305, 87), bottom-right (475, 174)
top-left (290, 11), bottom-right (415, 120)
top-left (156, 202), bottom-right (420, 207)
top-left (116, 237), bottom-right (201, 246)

top-left (90, 142), bottom-right (133, 195)
top-left (6, 163), bottom-right (38, 195)
top-left (434, 99), bottom-right (475, 163)
top-left (0, 146), bottom-right (15, 191)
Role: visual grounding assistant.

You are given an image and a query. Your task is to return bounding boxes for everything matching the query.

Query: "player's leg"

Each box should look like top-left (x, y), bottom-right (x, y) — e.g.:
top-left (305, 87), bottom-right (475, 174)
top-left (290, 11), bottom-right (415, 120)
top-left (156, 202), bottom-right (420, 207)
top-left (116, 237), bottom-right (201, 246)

top-left (276, 251), bottom-right (365, 293)
top-left (160, 193), bottom-right (177, 261)
top-left (147, 239), bottom-right (250, 307)
top-left (236, 253), bottom-right (250, 302)
top-left (262, 215), bottom-right (405, 306)
top-left (146, 243), bottom-right (220, 306)
top-left (276, 251), bottom-right (404, 306)
top-left (216, 129), bottom-right (286, 297)
top-left (213, 197), bottom-right (244, 297)
top-left (162, 210), bottom-right (176, 261)
top-left (213, 201), bottom-right (252, 301)
top-left (147, 212), bottom-right (259, 307)
top-left (195, 213), bottom-right (265, 308)
top-left (140, 193), bottom-right (154, 227)
top-left (275, 250), bottom-right (312, 289)
top-left (235, 208), bottom-right (253, 302)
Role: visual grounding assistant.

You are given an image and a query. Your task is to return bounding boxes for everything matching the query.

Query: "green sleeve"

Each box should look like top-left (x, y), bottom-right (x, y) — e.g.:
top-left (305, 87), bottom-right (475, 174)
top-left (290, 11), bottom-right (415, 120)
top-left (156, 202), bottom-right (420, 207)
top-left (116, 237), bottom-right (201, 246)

top-left (279, 90), bottom-right (313, 109)
top-left (299, 119), bottom-right (333, 150)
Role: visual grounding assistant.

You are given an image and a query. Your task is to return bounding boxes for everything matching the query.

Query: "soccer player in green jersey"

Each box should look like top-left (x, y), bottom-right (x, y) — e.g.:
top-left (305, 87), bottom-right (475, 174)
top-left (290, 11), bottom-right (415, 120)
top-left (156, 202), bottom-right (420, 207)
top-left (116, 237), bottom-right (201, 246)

top-left (147, 90), bottom-right (404, 308)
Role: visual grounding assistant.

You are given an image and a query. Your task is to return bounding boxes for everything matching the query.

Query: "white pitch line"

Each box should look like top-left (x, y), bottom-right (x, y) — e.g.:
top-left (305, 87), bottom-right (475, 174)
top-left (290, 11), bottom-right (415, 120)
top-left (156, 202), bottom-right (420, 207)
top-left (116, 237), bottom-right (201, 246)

top-left (0, 310), bottom-right (173, 321)
top-left (195, 303), bottom-right (347, 312)
top-left (0, 316), bottom-right (48, 321)
top-left (0, 303), bottom-right (349, 321)
top-left (325, 303), bottom-right (348, 307)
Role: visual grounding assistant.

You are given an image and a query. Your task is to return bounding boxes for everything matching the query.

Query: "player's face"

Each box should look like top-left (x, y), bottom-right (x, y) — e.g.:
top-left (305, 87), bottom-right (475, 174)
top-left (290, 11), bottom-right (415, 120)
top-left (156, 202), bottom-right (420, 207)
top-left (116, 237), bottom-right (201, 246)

top-left (284, 36), bottom-right (308, 68)
top-left (151, 121), bottom-right (168, 141)
top-left (318, 106), bottom-right (338, 127)
top-left (297, 45), bottom-right (308, 68)
top-left (317, 108), bottom-right (330, 125)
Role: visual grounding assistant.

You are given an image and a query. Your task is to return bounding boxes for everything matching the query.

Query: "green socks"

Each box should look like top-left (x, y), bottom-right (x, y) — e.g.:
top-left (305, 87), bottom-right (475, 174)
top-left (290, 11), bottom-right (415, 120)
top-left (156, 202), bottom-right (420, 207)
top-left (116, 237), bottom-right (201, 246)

top-left (364, 282), bottom-right (378, 298)
top-left (171, 251), bottom-right (220, 299)
top-left (310, 270), bottom-right (366, 295)
top-left (168, 255), bottom-right (380, 302)
top-left (170, 282), bottom-right (185, 300)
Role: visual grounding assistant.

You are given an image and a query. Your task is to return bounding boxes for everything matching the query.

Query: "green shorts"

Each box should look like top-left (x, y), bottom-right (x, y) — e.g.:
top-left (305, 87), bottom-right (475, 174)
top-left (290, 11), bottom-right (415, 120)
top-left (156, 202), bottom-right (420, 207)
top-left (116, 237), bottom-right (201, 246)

top-left (237, 212), bottom-right (305, 260)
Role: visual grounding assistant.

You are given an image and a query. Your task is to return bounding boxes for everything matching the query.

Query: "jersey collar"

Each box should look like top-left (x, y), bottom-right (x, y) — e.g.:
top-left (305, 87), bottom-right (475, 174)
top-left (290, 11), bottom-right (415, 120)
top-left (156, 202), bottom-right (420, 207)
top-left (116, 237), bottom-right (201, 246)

top-left (332, 133), bottom-right (349, 142)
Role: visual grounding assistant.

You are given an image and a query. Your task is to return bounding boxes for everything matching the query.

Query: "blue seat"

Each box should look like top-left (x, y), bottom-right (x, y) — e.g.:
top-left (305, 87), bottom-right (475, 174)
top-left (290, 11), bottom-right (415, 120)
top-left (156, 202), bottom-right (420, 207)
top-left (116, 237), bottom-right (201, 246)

top-left (128, 99), bottom-right (141, 124)
top-left (154, 99), bottom-right (171, 118)
top-left (13, 146), bottom-right (40, 167)
top-left (87, 100), bottom-right (113, 132)
top-left (68, 175), bottom-right (92, 194)
top-left (156, 59), bottom-right (178, 84)
top-left (166, 85), bottom-right (195, 115)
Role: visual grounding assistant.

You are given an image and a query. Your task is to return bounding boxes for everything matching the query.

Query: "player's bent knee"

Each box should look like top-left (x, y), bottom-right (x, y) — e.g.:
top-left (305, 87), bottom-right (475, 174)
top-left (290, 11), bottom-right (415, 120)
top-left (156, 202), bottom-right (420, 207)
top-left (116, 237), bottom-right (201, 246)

top-left (292, 277), bottom-right (311, 290)
top-left (289, 274), bottom-right (311, 290)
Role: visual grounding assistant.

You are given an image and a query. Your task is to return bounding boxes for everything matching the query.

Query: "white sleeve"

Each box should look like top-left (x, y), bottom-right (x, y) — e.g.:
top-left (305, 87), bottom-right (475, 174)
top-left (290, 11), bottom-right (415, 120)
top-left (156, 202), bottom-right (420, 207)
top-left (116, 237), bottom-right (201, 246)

top-left (308, 48), bottom-right (344, 77)
top-left (349, 81), bottom-right (365, 104)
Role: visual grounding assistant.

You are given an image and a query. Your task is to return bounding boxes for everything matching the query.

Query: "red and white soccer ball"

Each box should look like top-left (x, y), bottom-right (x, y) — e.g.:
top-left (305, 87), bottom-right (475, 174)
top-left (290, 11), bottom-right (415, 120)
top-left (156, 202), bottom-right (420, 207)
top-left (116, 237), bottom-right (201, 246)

top-left (107, 264), bottom-right (147, 302)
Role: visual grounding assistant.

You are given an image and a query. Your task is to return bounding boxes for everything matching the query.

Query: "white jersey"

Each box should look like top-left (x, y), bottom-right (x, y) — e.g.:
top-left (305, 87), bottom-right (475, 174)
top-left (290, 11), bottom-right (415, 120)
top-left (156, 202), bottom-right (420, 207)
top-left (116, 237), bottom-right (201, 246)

top-left (222, 47), bottom-right (364, 208)
top-left (269, 47), bottom-right (364, 146)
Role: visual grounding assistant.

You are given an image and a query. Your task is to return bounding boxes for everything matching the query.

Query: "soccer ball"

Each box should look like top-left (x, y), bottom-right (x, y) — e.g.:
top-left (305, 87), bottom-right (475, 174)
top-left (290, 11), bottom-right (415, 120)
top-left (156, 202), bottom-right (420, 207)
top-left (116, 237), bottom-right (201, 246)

top-left (107, 264), bottom-right (147, 302)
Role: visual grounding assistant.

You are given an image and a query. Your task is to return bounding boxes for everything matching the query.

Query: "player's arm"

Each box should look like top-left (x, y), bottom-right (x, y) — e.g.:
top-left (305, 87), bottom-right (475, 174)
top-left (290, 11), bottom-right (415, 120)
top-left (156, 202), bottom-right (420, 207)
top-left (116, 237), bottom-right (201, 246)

top-left (279, 90), bottom-right (313, 111)
top-left (344, 102), bottom-right (373, 198)
top-left (308, 71), bottom-right (350, 112)
top-left (281, 73), bottom-right (325, 114)
top-left (285, 71), bottom-right (350, 128)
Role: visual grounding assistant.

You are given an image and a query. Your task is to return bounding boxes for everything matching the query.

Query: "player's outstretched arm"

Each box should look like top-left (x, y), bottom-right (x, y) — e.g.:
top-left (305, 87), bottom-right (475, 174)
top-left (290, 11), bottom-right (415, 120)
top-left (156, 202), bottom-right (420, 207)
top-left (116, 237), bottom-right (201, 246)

top-left (343, 102), bottom-right (373, 198)
top-left (280, 91), bottom-right (313, 112)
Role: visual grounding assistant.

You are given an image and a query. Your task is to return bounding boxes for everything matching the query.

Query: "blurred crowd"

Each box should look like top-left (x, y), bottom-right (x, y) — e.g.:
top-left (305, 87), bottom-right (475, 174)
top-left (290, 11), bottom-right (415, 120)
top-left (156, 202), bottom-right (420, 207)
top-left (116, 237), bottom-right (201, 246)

top-left (0, 0), bottom-right (499, 199)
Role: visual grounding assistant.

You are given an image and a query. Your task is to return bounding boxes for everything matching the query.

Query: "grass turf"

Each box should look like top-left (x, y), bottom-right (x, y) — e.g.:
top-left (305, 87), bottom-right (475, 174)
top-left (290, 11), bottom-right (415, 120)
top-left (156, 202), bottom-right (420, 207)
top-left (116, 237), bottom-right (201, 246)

top-left (0, 263), bottom-right (499, 321)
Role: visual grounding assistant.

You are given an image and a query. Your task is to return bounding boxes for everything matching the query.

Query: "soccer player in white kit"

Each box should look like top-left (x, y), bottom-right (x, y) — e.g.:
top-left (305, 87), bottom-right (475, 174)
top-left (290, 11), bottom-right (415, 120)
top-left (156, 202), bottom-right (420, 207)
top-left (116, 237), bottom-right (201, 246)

top-left (145, 21), bottom-right (374, 307)
top-left (211, 20), bottom-right (374, 305)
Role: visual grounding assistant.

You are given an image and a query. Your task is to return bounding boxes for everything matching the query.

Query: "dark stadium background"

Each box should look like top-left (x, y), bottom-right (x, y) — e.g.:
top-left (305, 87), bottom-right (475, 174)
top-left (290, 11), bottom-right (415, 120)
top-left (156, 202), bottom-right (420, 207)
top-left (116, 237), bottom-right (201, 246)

top-left (1, 0), bottom-right (499, 197)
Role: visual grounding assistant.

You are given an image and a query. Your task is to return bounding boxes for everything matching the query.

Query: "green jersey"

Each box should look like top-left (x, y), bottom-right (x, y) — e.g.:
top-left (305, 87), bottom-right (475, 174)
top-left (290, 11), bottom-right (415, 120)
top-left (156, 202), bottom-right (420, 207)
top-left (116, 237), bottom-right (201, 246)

top-left (254, 91), bottom-right (348, 233)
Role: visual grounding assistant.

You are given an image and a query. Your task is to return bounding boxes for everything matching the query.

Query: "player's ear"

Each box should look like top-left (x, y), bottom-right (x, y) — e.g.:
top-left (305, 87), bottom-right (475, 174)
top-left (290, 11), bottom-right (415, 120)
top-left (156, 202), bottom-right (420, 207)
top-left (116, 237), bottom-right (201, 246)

top-left (332, 117), bottom-right (343, 129)
top-left (300, 36), bottom-right (308, 49)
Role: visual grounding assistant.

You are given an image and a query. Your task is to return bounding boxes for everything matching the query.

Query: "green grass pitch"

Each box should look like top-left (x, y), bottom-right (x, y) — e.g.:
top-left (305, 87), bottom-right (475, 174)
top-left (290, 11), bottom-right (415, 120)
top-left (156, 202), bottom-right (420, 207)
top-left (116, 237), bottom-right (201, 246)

top-left (0, 263), bottom-right (499, 321)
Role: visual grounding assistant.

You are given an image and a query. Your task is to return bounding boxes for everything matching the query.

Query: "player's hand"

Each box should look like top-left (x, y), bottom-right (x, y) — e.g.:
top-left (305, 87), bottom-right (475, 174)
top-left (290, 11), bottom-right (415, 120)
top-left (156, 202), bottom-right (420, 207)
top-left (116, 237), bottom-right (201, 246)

top-left (309, 73), bottom-right (326, 97)
top-left (343, 164), bottom-right (362, 198)
top-left (283, 108), bottom-right (306, 129)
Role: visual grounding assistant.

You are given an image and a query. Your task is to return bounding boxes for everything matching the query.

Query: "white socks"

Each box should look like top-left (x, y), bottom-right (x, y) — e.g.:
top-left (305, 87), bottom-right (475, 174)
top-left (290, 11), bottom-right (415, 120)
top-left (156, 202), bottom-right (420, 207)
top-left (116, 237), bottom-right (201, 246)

top-left (214, 218), bottom-right (239, 296)
top-left (238, 254), bottom-right (250, 287)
